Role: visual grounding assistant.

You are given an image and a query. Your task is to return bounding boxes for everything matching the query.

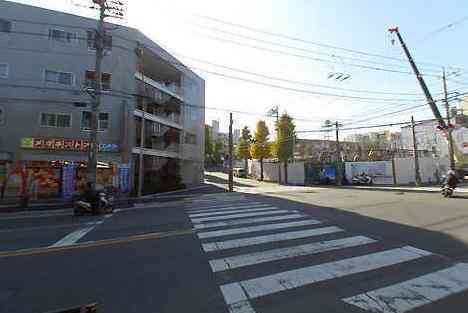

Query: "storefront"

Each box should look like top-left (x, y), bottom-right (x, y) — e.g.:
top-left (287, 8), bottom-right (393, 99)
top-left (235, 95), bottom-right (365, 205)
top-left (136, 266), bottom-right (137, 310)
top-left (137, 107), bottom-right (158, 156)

top-left (0, 137), bottom-right (131, 200)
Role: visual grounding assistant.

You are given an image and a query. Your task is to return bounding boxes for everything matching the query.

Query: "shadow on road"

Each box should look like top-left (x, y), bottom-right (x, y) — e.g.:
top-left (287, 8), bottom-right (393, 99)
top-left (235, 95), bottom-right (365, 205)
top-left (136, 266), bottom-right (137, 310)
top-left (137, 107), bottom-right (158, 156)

top-left (204, 173), bottom-right (258, 188)
top-left (240, 191), bottom-right (468, 263)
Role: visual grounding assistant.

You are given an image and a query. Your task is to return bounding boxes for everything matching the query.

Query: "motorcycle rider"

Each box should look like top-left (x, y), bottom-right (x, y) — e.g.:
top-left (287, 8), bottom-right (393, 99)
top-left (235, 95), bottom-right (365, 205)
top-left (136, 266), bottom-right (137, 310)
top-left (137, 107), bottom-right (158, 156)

top-left (82, 182), bottom-right (98, 214)
top-left (445, 170), bottom-right (459, 190)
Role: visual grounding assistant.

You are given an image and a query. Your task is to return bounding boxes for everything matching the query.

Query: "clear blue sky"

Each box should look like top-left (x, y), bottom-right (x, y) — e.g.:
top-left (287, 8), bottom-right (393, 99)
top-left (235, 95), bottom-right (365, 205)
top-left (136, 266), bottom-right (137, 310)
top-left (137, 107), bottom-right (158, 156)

top-left (9, 0), bottom-right (468, 138)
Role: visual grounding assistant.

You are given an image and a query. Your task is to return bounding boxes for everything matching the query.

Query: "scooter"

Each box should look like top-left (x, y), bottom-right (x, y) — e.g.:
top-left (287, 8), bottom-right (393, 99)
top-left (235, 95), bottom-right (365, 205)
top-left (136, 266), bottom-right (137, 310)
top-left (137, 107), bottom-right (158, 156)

top-left (352, 174), bottom-right (373, 185)
top-left (74, 190), bottom-right (114, 216)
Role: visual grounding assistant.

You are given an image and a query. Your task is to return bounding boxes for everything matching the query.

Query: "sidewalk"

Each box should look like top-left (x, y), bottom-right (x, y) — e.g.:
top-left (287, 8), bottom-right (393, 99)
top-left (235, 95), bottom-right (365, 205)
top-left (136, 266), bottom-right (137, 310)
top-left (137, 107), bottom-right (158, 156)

top-left (0, 184), bottom-right (214, 214)
top-left (342, 183), bottom-right (468, 193)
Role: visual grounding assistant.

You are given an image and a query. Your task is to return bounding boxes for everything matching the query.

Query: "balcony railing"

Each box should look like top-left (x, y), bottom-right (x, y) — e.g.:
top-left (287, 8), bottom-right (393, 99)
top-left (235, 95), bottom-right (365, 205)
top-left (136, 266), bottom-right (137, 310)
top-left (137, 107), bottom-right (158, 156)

top-left (135, 72), bottom-right (183, 100)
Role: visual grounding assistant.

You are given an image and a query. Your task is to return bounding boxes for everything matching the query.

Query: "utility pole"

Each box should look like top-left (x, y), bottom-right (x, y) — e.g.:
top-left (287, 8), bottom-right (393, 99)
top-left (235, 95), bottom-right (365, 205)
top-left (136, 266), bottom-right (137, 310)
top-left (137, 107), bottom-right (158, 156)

top-left (137, 47), bottom-right (146, 198)
top-left (268, 106), bottom-right (281, 184)
top-left (87, 2), bottom-right (106, 192)
top-left (411, 116), bottom-right (422, 186)
top-left (443, 69), bottom-right (456, 170)
top-left (335, 121), bottom-right (342, 185)
top-left (228, 113), bottom-right (234, 192)
top-left (84, 0), bottom-right (124, 193)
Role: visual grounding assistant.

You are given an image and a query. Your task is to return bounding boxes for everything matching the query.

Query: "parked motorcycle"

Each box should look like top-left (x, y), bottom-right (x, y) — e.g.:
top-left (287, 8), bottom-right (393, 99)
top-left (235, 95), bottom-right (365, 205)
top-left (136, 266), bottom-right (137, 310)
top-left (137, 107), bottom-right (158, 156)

top-left (73, 188), bottom-right (114, 216)
top-left (352, 173), bottom-right (373, 186)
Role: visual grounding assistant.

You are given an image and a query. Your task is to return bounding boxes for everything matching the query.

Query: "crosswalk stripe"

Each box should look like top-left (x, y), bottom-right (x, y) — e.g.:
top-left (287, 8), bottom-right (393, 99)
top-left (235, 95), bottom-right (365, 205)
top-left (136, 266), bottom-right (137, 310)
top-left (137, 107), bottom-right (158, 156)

top-left (191, 210), bottom-right (297, 224)
top-left (193, 196), bottom-right (245, 203)
top-left (187, 202), bottom-right (267, 213)
top-left (189, 199), bottom-right (253, 208)
top-left (193, 214), bottom-right (307, 230)
top-left (190, 207), bottom-right (279, 218)
top-left (221, 283), bottom-right (256, 313)
top-left (209, 236), bottom-right (376, 272)
top-left (220, 246), bottom-right (431, 303)
top-left (198, 219), bottom-right (322, 239)
top-left (202, 226), bottom-right (343, 252)
top-left (343, 262), bottom-right (468, 313)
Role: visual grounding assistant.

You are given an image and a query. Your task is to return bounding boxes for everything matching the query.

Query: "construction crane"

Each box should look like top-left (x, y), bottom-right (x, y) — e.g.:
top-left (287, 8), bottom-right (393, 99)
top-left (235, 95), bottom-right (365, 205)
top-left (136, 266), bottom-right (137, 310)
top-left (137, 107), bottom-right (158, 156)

top-left (388, 27), bottom-right (447, 128)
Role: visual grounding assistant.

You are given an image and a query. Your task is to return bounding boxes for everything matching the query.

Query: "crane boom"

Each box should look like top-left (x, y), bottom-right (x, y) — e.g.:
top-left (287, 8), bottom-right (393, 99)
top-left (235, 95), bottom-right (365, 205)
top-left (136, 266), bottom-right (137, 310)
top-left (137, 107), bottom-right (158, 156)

top-left (388, 27), bottom-right (447, 128)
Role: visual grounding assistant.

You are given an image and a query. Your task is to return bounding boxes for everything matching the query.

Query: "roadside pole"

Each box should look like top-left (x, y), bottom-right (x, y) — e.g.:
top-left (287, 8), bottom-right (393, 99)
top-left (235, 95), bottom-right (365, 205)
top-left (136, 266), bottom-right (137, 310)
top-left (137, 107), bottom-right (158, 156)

top-left (137, 47), bottom-right (145, 197)
top-left (391, 150), bottom-right (397, 185)
top-left (228, 113), bottom-right (234, 192)
top-left (335, 121), bottom-right (342, 185)
top-left (443, 69), bottom-right (456, 171)
top-left (87, 3), bottom-right (106, 192)
top-left (411, 116), bottom-right (422, 186)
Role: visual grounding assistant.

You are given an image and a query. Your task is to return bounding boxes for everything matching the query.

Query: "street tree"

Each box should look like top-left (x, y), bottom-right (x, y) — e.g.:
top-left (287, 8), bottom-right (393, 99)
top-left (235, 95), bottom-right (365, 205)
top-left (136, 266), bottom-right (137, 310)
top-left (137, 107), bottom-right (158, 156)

top-left (275, 113), bottom-right (296, 184)
top-left (236, 126), bottom-right (252, 171)
top-left (213, 139), bottom-right (223, 165)
top-left (250, 120), bottom-right (271, 181)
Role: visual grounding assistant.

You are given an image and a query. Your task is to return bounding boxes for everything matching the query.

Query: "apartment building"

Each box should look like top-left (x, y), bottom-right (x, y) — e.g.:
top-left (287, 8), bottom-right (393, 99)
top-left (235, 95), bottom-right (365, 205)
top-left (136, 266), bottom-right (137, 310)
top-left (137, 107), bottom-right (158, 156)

top-left (0, 1), bottom-right (205, 198)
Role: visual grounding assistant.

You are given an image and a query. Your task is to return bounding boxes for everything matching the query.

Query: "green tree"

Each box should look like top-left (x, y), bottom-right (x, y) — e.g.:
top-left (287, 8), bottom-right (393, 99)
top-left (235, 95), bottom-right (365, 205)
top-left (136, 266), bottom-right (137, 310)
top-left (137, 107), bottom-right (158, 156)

top-left (204, 125), bottom-right (213, 165)
top-left (236, 126), bottom-right (252, 171)
top-left (275, 113), bottom-right (296, 184)
top-left (213, 139), bottom-right (223, 165)
top-left (250, 120), bottom-right (271, 181)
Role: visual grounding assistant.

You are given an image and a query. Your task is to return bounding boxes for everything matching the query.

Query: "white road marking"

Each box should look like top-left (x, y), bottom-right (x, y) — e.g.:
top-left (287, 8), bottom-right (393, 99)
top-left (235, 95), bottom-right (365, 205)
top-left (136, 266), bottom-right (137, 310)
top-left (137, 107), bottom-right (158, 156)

top-left (192, 214), bottom-right (307, 230)
top-left (202, 226), bottom-right (343, 252)
top-left (343, 263), bottom-right (468, 313)
top-left (221, 283), bottom-right (257, 313)
top-left (192, 196), bottom-right (245, 203)
top-left (198, 219), bottom-right (322, 239)
top-left (187, 202), bottom-right (267, 213)
top-left (189, 207), bottom-right (279, 218)
top-left (220, 246), bottom-right (431, 302)
top-left (191, 210), bottom-right (297, 224)
top-left (209, 236), bottom-right (376, 272)
top-left (50, 223), bottom-right (101, 247)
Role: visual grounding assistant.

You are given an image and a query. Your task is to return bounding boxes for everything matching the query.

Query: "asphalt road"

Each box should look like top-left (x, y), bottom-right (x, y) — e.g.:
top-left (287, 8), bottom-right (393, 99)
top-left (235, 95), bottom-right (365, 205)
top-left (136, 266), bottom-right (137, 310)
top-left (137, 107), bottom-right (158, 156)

top-left (1, 176), bottom-right (468, 313)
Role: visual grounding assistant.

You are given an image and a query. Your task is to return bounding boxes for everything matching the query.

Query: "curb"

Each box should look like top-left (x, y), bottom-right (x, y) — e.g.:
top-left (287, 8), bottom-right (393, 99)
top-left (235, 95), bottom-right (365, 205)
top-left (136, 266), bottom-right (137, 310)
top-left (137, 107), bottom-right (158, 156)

top-left (339, 186), bottom-right (442, 194)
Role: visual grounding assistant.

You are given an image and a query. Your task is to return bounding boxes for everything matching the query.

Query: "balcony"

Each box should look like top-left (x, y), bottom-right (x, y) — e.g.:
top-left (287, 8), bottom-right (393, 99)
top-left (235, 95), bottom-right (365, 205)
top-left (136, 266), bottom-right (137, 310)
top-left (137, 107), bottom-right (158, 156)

top-left (135, 117), bottom-right (181, 159)
top-left (135, 72), bottom-right (183, 101)
top-left (135, 79), bottom-right (182, 126)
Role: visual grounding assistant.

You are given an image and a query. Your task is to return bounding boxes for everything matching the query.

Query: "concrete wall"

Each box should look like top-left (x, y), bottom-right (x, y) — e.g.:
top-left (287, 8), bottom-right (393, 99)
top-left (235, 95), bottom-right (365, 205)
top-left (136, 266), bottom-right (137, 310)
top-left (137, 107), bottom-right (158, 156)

top-left (394, 157), bottom-right (448, 185)
top-left (249, 160), bottom-right (305, 185)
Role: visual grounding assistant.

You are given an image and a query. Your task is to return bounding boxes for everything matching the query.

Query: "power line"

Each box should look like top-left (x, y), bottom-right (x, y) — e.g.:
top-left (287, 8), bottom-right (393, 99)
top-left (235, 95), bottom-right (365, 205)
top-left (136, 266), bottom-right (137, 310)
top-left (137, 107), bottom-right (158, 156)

top-left (342, 92), bottom-right (467, 126)
top-left (190, 31), bottom-right (443, 78)
top-left (176, 54), bottom-right (433, 97)
top-left (190, 23), bottom-right (442, 75)
top-left (195, 14), bottom-right (467, 73)
top-left (187, 66), bottom-right (429, 102)
top-left (417, 15), bottom-right (468, 44)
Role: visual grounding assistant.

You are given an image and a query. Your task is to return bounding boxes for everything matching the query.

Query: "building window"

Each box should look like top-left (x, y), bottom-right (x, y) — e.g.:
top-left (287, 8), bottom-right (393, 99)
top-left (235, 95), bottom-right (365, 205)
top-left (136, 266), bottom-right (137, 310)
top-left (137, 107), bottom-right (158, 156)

top-left (44, 70), bottom-right (74, 85)
top-left (0, 63), bottom-right (8, 78)
top-left (87, 30), bottom-right (112, 50)
top-left (48, 29), bottom-right (77, 43)
top-left (0, 106), bottom-right (5, 126)
top-left (40, 113), bottom-right (71, 128)
top-left (81, 111), bottom-right (109, 131)
top-left (85, 70), bottom-right (111, 91)
top-left (0, 19), bottom-right (11, 33)
top-left (185, 133), bottom-right (197, 145)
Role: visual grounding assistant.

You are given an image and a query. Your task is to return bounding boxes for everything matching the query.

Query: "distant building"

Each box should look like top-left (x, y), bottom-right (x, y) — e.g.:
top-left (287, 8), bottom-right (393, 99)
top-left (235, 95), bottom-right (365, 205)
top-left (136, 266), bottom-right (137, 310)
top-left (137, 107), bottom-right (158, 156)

top-left (233, 129), bottom-right (241, 144)
top-left (294, 139), bottom-right (373, 162)
top-left (211, 120), bottom-right (220, 141)
top-left (399, 118), bottom-right (468, 172)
